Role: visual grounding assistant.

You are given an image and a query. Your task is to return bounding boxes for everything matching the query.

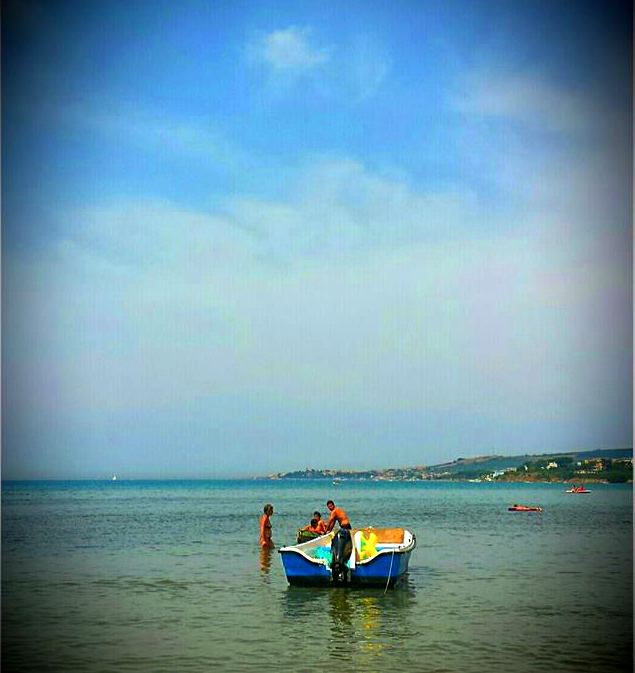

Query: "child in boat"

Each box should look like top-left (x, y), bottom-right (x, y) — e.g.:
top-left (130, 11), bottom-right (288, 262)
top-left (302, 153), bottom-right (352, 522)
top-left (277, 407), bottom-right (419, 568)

top-left (296, 518), bottom-right (322, 543)
top-left (300, 518), bottom-right (322, 534)
top-left (313, 511), bottom-right (327, 534)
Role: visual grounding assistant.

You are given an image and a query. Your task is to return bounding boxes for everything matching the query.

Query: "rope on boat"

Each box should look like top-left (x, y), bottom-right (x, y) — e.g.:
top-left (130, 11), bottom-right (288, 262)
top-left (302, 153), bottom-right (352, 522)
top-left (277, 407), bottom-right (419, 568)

top-left (384, 549), bottom-right (396, 594)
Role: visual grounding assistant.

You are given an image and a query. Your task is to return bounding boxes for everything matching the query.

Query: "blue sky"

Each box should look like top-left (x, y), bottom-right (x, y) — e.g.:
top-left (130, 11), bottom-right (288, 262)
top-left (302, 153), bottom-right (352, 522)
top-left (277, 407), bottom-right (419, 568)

top-left (2, 0), bottom-right (632, 479)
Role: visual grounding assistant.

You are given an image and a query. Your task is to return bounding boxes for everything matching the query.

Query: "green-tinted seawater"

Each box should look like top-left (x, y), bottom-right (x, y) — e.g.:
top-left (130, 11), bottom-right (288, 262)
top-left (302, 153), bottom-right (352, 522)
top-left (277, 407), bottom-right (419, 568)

top-left (2, 480), bottom-right (632, 672)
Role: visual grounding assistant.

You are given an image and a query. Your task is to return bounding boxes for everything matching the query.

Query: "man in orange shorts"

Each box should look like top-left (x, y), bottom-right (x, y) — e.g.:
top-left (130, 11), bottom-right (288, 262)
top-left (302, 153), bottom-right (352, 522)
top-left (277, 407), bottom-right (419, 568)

top-left (325, 499), bottom-right (351, 532)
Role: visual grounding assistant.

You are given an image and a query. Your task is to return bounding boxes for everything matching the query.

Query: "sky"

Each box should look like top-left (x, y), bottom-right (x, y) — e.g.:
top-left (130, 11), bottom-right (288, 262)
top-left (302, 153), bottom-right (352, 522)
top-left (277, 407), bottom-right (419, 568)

top-left (2, 0), bottom-right (632, 479)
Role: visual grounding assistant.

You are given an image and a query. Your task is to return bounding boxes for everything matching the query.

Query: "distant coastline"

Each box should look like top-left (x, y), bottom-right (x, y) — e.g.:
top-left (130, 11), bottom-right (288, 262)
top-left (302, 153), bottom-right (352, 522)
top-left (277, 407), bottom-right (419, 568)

top-left (266, 448), bottom-right (633, 484)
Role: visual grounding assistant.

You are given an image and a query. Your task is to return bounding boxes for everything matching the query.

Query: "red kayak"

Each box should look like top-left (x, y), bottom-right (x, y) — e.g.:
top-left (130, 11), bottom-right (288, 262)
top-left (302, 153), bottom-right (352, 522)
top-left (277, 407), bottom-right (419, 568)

top-left (508, 505), bottom-right (543, 512)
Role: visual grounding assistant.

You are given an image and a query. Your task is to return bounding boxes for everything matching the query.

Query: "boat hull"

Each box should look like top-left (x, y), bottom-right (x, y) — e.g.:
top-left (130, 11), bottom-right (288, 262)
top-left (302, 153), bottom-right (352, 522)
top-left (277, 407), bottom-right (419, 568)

top-left (348, 548), bottom-right (413, 587)
top-left (279, 528), bottom-right (416, 588)
top-left (279, 549), bottom-right (332, 585)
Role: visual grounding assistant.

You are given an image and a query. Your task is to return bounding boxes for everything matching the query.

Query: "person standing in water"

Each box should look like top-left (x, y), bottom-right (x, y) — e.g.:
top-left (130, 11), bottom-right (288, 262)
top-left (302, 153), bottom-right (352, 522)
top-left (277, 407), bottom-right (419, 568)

top-left (260, 504), bottom-right (275, 548)
top-left (325, 499), bottom-right (351, 532)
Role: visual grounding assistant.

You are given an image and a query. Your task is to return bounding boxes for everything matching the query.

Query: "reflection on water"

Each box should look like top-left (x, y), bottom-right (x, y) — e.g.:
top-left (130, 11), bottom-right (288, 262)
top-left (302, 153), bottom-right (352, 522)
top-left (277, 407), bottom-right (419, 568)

top-left (281, 586), bottom-right (329, 621)
top-left (281, 576), bottom-right (416, 666)
top-left (328, 587), bottom-right (353, 628)
top-left (328, 590), bottom-right (383, 661)
top-left (259, 547), bottom-right (273, 580)
top-left (358, 595), bottom-right (383, 664)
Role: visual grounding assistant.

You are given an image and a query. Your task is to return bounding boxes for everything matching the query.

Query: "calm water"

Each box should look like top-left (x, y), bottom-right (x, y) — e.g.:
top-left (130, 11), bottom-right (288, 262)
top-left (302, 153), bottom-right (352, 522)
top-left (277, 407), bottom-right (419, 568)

top-left (2, 480), bottom-right (632, 672)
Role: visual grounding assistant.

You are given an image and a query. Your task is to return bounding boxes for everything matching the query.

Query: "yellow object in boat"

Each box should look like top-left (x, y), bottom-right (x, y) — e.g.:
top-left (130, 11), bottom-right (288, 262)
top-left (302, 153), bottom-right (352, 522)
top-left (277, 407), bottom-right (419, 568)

top-left (358, 529), bottom-right (378, 560)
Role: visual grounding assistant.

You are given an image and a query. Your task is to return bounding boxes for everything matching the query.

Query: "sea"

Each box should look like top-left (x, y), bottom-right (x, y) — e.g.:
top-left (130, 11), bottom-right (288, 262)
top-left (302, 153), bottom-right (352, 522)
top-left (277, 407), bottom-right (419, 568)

top-left (2, 479), bottom-right (632, 673)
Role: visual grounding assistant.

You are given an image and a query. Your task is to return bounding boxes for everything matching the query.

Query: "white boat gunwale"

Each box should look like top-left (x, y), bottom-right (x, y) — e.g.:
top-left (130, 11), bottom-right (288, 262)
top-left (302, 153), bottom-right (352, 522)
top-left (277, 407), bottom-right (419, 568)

top-left (279, 527), bottom-right (416, 565)
top-left (279, 530), bottom-right (335, 564)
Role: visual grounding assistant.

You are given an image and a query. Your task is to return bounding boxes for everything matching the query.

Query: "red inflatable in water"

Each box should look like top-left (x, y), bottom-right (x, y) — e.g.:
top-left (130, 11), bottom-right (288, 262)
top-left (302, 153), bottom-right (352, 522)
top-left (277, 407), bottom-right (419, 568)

top-left (508, 504), bottom-right (543, 512)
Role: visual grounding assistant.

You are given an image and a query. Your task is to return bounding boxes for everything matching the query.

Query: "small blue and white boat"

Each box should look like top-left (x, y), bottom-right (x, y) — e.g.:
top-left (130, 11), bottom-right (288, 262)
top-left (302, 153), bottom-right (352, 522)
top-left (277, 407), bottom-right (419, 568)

top-left (279, 527), bottom-right (416, 588)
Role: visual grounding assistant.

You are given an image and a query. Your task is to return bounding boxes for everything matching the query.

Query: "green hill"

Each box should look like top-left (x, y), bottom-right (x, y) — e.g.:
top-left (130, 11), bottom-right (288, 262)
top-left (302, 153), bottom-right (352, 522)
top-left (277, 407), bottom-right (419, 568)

top-left (427, 448), bottom-right (632, 477)
top-left (267, 448), bottom-right (632, 481)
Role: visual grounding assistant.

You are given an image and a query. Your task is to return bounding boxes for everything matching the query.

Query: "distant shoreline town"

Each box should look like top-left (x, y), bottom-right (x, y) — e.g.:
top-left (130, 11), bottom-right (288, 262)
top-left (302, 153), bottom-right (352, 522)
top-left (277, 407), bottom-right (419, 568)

top-left (266, 448), bottom-right (633, 484)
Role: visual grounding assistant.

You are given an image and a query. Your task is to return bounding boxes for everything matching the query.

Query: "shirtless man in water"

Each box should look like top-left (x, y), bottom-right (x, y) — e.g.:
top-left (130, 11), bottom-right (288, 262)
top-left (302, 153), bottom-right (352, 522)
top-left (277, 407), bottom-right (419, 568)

top-left (325, 500), bottom-right (351, 532)
top-left (260, 504), bottom-right (274, 548)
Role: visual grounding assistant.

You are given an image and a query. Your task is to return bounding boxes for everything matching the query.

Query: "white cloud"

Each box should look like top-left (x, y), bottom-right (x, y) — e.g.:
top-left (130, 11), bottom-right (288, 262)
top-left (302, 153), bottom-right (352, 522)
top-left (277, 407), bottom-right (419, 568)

top-left (5, 155), bottom-right (628, 430)
top-left (447, 66), bottom-right (631, 231)
top-left (455, 70), bottom-right (597, 134)
top-left (224, 158), bottom-right (476, 258)
top-left (247, 27), bottom-right (388, 101)
top-left (65, 200), bottom-right (258, 271)
top-left (43, 101), bottom-right (249, 170)
top-left (252, 26), bottom-right (330, 71)
top-left (340, 36), bottom-right (390, 102)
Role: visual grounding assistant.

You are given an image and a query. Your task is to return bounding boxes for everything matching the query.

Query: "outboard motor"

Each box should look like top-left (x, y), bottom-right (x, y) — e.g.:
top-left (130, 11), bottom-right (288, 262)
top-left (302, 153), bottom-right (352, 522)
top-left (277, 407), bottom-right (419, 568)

top-left (330, 528), bottom-right (352, 584)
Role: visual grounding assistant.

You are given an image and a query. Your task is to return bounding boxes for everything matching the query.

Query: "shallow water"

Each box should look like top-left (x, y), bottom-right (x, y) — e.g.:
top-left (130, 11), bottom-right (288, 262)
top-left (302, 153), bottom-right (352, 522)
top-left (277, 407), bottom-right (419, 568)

top-left (2, 480), bottom-right (632, 672)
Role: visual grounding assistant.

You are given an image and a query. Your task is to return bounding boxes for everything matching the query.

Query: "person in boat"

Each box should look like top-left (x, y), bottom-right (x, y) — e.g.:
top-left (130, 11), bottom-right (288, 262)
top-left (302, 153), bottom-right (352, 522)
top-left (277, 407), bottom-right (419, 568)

top-left (296, 517), bottom-right (322, 543)
top-left (313, 511), bottom-right (327, 534)
top-left (325, 500), bottom-right (351, 532)
top-left (260, 503), bottom-right (274, 548)
top-left (300, 518), bottom-right (322, 534)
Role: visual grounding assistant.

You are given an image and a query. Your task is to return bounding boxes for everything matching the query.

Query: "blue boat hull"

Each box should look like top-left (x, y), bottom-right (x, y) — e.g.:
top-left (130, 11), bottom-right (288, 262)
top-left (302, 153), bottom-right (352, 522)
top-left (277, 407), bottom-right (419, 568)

top-left (350, 548), bottom-right (412, 586)
top-left (280, 549), bottom-right (332, 585)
